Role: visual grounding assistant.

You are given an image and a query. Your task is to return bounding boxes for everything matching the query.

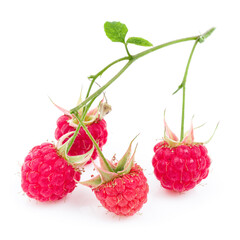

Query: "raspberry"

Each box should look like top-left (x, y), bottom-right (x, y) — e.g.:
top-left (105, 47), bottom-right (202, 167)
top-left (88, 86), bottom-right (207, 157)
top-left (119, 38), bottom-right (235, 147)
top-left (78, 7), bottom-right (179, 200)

top-left (21, 143), bottom-right (80, 202)
top-left (55, 115), bottom-right (108, 162)
top-left (94, 164), bottom-right (149, 216)
top-left (152, 141), bottom-right (210, 192)
top-left (80, 137), bottom-right (149, 216)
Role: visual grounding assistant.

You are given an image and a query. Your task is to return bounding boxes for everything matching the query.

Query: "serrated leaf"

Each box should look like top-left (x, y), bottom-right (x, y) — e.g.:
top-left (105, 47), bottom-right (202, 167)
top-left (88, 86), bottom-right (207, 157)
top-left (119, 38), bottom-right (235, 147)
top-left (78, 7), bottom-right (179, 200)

top-left (104, 21), bottom-right (128, 43)
top-left (126, 37), bottom-right (152, 47)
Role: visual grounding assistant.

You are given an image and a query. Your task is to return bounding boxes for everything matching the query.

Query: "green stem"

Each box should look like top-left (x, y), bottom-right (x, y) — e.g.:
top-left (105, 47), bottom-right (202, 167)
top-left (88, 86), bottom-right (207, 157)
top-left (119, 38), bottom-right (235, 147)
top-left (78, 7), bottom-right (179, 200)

top-left (70, 60), bottom-right (134, 114)
top-left (82, 97), bottom-right (97, 119)
top-left (133, 36), bottom-right (198, 59)
top-left (124, 43), bottom-right (132, 59)
top-left (180, 39), bottom-right (199, 141)
top-left (83, 56), bottom-right (130, 116)
top-left (66, 122), bottom-right (82, 154)
top-left (85, 56), bottom-right (130, 99)
top-left (68, 58), bottom-right (130, 154)
top-left (70, 35), bottom-right (199, 114)
top-left (66, 97), bottom-right (97, 154)
top-left (74, 113), bottom-right (114, 172)
top-left (180, 85), bottom-right (186, 142)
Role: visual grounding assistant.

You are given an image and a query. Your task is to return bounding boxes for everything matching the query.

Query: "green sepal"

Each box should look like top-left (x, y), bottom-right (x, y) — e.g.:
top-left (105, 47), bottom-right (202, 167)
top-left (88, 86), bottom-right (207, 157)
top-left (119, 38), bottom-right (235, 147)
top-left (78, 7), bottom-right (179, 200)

top-left (117, 144), bottom-right (137, 175)
top-left (57, 131), bottom-right (94, 168)
top-left (182, 118), bottom-right (194, 145)
top-left (49, 97), bottom-right (72, 117)
top-left (99, 154), bottom-right (116, 172)
top-left (93, 161), bottom-right (119, 183)
top-left (203, 121), bottom-right (220, 144)
top-left (69, 99), bottom-right (111, 127)
top-left (115, 134), bottom-right (139, 172)
top-left (57, 131), bottom-right (75, 157)
top-left (164, 110), bottom-right (179, 141)
top-left (163, 130), bottom-right (181, 147)
top-left (67, 146), bottom-right (94, 165)
top-left (80, 175), bottom-right (102, 188)
top-left (50, 93), bottom-right (109, 127)
top-left (193, 122), bottom-right (207, 131)
top-left (80, 137), bottom-right (139, 188)
top-left (162, 109), bottom-right (219, 147)
top-left (126, 37), bottom-right (153, 47)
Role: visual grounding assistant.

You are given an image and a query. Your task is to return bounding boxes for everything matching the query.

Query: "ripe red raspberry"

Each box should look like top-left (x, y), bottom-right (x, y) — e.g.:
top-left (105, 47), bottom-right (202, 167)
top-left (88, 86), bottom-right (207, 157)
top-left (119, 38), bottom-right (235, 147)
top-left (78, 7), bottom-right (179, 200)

top-left (21, 143), bottom-right (81, 202)
top-left (55, 115), bottom-right (108, 162)
top-left (81, 137), bottom-right (149, 216)
top-left (94, 164), bottom-right (149, 216)
top-left (152, 141), bottom-right (211, 192)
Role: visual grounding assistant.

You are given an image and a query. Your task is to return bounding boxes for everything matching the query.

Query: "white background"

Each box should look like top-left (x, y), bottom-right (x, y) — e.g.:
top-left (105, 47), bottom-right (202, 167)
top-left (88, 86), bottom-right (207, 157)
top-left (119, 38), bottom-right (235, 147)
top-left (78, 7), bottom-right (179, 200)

top-left (1, 0), bottom-right (239, 239)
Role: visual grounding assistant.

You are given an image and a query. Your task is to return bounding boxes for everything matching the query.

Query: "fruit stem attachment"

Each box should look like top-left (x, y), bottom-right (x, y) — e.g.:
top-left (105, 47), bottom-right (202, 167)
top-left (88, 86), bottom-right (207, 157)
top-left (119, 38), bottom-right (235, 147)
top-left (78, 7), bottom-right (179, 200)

top-left (73, 112), bottom-right (114, 172)
top-left (180, 39), bottom-right (199, 141)
top-left (66, 97), bottom-right (96, 154)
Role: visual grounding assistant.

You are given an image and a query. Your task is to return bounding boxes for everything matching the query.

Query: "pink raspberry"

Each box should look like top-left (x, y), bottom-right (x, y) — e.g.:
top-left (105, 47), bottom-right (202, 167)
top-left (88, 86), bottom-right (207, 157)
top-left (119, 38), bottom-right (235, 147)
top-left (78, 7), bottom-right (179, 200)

top-left (152, 141), bottom-right (211, 192)
top-left (21, 143), bottom-right (80, 202)
top-left (94, 164), bottom-right (149, 216)
top-left (81, 137), bottom-right (149, 216)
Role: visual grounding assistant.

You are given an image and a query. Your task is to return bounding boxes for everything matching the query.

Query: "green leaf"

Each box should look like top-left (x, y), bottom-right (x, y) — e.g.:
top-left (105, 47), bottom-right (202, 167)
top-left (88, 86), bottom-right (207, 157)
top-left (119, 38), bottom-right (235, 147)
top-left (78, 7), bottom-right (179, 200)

top-left (126, 37), bottom-right (153, 47)
top-left (104, 21), bottom-right (128, 43)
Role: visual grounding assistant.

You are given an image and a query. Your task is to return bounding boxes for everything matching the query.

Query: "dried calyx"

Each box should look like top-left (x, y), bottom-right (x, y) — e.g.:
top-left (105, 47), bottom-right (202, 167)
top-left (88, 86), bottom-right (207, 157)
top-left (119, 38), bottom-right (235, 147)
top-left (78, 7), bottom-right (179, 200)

top-left (50, 93), bottom-right (112, 127)
top-left (80, 136), bottom-right (138, 188)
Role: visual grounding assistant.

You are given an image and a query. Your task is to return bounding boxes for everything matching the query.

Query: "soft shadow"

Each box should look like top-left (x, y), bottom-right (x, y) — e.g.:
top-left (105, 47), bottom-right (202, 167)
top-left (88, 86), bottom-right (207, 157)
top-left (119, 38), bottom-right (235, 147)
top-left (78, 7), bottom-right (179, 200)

top-left (66, 185), bottom-right (98, 207)
top-left (163, 188), bottom-right (186, 197)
